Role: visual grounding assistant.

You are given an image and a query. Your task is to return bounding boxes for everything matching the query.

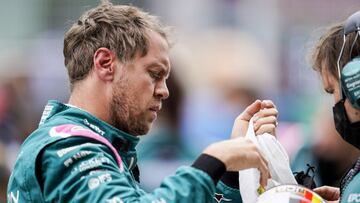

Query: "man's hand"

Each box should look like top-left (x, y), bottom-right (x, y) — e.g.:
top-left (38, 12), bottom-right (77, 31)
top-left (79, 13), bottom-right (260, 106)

top-left (231, 100), bottom-right (278, 139)
top-left (203, 99), bottom-right (278, 187)
top-left (203, 137), bottom-right (270, 187)
top-left (313, 186), bottom-right (340, 202)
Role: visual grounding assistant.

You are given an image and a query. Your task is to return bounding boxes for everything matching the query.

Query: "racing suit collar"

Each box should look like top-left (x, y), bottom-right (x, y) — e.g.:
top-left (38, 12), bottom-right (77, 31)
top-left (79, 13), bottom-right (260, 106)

top-left (41, 100), bottom-right (140, 168)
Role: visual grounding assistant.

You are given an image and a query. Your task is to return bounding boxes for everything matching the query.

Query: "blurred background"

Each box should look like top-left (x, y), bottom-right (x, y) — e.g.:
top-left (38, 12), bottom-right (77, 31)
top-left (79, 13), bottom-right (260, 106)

top-left (1, 0), bottom-right (360, 201)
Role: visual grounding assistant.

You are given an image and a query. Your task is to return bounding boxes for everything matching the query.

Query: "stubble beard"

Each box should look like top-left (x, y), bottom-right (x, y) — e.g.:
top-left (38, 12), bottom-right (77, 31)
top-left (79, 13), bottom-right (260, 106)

top-left (109, 80), bottom-right (150, 136)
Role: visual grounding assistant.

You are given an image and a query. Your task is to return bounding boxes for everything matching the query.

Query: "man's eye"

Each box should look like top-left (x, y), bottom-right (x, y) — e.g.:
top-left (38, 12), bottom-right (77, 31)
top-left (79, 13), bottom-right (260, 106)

top-left (150, 72), bottom-right (161, 79)
top-left (325, 88), bottom-right (334, 94)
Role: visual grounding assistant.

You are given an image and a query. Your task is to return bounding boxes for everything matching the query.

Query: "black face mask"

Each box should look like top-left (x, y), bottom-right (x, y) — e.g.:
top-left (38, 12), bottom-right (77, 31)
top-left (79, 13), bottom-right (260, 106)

top-left (333, 99), bottom-right (360, 149)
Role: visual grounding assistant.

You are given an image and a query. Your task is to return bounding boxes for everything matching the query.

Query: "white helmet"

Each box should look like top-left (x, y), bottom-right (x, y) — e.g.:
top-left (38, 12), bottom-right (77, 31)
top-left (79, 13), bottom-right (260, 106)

top-left (256, 185), bottom-right (326, 203)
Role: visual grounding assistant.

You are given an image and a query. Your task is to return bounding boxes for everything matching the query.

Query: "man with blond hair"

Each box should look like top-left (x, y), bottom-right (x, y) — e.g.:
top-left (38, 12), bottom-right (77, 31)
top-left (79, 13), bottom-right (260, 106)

top-left (7, 1), bottom-right (278, 202)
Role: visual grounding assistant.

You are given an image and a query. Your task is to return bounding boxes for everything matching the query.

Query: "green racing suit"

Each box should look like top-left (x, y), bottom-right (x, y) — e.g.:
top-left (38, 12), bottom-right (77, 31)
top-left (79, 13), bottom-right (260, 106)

top-left (340, 157), bottom-right (360, 203)
top-left (7, 100), bottom-right (242, 203)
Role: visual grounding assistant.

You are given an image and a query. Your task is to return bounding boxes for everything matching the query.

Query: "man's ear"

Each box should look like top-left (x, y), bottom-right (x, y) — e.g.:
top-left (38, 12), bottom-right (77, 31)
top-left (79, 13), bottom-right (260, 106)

top-left (93, 47), bottom-right (120, 82)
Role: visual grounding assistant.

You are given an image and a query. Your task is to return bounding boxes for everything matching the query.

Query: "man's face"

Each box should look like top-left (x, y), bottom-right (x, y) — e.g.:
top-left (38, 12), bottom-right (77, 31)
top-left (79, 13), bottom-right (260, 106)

top-left (320, 62), bottom-right (360, 123)
top-left (110, 31), bottom-right (170, 135)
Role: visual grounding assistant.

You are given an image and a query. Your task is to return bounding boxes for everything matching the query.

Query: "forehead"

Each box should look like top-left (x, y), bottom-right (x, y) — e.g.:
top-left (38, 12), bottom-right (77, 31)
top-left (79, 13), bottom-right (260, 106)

top-left (147, 30), bottom-right (169, 52)
top-left (142, 30), bottom-right (171, 67)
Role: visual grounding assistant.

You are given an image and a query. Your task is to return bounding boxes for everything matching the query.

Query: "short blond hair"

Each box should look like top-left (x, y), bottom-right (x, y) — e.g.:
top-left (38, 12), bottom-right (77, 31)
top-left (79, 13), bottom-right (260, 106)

top-left (63, 0), bottom-right (170, 89)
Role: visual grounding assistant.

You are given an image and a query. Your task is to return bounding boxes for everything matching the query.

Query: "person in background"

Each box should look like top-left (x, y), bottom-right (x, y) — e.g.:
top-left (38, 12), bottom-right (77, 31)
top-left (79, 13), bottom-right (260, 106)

top-left (292, 105), bottom-right (359, 189)
top-left (310, 16), bottom-right (360, 202)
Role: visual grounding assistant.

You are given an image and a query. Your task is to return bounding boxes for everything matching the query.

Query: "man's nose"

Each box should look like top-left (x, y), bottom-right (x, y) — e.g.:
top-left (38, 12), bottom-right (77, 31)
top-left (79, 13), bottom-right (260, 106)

top-left (155, 81), bottom-right (169, 100)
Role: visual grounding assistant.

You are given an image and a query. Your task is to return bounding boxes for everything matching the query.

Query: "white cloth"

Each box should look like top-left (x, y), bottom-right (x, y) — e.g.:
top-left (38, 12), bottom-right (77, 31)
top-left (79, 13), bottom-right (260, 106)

top-left (239, 119), bottom-right (297, 203)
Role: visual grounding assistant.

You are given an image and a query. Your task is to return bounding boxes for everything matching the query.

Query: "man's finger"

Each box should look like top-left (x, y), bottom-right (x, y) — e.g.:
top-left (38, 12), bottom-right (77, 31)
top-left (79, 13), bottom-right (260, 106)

top-left (238, 100), bottom-right (262, 121)
top-left (255, 147), bottom-right (270, 187)
top-left (254, 108), bottom-right (278, 119)
top-left (258, 159), bottom-right (270, 187)
top-left (253, 116), bottom-right (277, 132)
top-left (231, 100), bottom-right (262, 138)
top-left (261, 100), bottom-right (276, 109)
top-left (255, 124), bottom-right (276, 136)
top-left (313, 186), bottom-right (340, 201)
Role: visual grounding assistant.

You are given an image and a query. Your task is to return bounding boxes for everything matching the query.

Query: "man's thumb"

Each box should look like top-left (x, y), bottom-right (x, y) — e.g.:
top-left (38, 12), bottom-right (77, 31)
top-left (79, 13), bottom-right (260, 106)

top-left (231, 100), bottom-right (262, 138)
top-left (240, 100), bottom-right (262, 121)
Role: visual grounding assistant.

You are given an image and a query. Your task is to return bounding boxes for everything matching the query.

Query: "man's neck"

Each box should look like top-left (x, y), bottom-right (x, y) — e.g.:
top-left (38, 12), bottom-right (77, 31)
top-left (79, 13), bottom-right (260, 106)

top-left (68, 82), bottom-right (111, 125)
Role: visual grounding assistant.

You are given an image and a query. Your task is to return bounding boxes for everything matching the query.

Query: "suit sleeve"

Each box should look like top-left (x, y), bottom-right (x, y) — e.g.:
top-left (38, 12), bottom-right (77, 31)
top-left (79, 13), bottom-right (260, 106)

top-left (190, 154), bottom-right (243, 202)
top-left (40, 137), bottom-right (223, 203)
top-left (213, 172), bottom-right (243, 203)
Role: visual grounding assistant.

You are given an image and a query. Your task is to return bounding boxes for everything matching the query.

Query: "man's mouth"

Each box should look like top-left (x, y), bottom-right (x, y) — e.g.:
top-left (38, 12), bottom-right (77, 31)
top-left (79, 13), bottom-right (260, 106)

top-left (149, 105), bottom-right (161, 112)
